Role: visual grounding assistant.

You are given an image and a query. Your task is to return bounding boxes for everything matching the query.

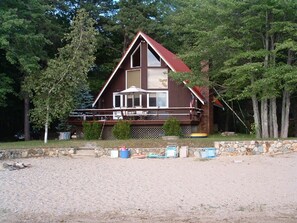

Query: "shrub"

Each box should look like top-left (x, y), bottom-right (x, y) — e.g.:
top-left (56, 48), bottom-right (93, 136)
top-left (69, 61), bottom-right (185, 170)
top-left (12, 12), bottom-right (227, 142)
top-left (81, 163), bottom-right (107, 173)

top-left (83, 122), bottom-right (102, 140)
top-left (112, 120), bottom-right (131, 139)
top-left (56, 119), bottom-right (72, 132)
top-left (162, 117), bottom-right (182, 136)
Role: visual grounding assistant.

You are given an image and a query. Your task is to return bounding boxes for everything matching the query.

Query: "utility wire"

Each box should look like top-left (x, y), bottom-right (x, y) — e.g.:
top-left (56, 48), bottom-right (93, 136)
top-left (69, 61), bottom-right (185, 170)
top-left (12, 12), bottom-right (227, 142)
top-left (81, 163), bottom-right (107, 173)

top-left (213, 87), bottom-right (249, 131)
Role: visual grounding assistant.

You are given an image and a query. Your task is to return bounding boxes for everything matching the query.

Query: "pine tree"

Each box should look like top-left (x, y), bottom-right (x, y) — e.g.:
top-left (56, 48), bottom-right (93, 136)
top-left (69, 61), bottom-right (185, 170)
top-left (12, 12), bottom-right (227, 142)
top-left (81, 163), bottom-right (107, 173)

top-left (167, 0), bottom-right (297, 138)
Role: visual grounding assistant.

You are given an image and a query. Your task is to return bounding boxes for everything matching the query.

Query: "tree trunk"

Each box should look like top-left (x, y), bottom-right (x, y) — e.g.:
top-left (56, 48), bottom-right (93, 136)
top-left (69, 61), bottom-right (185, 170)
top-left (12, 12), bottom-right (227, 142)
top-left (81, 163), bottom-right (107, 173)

top-left (44, 102), bottom-right (50, 144)
top-left (283, 92), bottom-right (290, 138)
top-left (24, 95), bottom-right (30, 141)
top-left (292, 97), bottom-right (297, 137)
top-left (280, 49), bottom-right (293, 138)
top-left (271, 97), bottom-right (278, 138)
top-left (123, 29), bottom-right (129, 54)
top-left (269, 100), bottom-right (273, 137)
top-left (261, 99), bottom-right (269, 138)
top-left (44, 122), bottom-right (48, 144)
top-left (268, 28), bottom-right (278, 138)
top-left (259, 10), bottom-right (270, 139)
top-left (281, 91), bottom-right (286, 137)
top-left (280, 90), bottom-right (290, 138)
top-left (252, 95), bottom-right (261, 138)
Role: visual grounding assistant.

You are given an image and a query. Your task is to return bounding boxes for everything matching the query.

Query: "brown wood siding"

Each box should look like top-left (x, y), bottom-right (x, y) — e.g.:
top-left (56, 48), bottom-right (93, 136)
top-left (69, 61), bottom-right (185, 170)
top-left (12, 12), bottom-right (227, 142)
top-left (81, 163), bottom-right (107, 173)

top-left (100, 69), bottom-right (125, 109)
top-left (168, 78), bottom-right (192, 107)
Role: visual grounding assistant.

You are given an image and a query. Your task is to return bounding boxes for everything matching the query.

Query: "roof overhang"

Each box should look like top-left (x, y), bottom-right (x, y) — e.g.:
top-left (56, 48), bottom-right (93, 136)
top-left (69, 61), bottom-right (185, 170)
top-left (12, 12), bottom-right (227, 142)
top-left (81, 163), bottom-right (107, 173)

top-left (213, 98), bottom-right (224, 109)
top-left (183, 81), bottom-right (205, 105)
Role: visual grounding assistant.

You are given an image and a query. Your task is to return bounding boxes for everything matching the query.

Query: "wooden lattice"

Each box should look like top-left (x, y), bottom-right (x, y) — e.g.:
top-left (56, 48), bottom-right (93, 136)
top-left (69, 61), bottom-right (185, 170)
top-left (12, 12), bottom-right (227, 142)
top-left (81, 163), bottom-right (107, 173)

top-left (101, 125), bottom-right (193, 139)
top-left (131, 126), bottom-right (164, 139)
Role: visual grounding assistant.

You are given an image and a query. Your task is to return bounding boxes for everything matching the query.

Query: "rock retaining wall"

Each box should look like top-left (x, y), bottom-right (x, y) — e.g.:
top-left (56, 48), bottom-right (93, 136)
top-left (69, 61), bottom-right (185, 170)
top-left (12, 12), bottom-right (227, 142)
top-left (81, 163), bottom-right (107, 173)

top-left (1, 140), bottom-right (296, 160)
top-left (0, 148), bottom-right (75, 160)
top-left (214, 140), bottom-right (297, 156)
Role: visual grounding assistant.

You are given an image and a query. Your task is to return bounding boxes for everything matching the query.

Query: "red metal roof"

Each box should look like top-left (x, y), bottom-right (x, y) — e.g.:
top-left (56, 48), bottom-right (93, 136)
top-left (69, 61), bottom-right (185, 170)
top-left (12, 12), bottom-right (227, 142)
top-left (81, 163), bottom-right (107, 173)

top-left (140, 32), bottom-right (191, 73)
top-left (192, 86), bottom-right (206, 102)
top-left (213, 98), bottom-right (224, 109)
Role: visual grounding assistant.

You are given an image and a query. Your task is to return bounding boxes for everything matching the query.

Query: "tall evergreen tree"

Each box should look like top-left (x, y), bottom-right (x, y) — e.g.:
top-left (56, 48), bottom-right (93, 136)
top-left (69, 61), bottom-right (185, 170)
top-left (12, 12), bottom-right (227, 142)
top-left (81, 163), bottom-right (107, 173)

top-left (0, 0), bottom-right (66, 140)
top-left (106, 0), bottom-right (174, 52)
top-left (167, 0), bottom-right (297, 138)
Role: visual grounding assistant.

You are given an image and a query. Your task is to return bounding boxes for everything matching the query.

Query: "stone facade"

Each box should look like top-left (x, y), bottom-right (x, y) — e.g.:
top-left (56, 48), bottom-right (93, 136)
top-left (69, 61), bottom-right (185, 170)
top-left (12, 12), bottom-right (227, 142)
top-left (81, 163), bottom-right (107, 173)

top-left (1, 140), bottom-right (296, 160)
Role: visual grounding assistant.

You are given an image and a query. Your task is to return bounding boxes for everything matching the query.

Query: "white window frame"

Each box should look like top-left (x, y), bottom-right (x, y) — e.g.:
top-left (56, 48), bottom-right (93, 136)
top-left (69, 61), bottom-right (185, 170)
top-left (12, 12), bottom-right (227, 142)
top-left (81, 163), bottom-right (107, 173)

top-left (147, 91), bottom-right (168, 108)
top-left (147, 45), bottom-right (161, 67)
top-left (125, 94), bottom-right (143, 108)
top-left (113, 92), bottom-right (124, 119)
top-left (125, 69), bottom-right (141, 89)
top-left (113, 92), bottom-right (123, 108)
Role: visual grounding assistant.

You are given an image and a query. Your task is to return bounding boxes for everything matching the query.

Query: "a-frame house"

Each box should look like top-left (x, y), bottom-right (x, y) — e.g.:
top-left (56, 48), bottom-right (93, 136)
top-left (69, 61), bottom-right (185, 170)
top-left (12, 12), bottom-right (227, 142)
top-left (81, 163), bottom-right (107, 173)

top-left (71, 31), bottom-right (222, 139)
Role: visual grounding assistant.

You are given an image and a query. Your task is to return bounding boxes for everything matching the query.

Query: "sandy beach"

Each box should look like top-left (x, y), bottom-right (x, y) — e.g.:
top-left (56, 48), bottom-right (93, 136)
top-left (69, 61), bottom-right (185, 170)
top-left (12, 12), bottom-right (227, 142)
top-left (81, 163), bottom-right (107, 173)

top-left (1, 153), bottom-right (297, 223)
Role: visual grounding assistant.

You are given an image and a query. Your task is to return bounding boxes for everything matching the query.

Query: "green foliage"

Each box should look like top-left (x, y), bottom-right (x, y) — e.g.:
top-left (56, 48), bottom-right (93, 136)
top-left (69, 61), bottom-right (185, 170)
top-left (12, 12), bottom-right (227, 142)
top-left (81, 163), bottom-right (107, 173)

top-left (83, 122), bottom-right (102, 140)
top-left (0, 0), bottom-right (50, 75)
top-left (162, 118), bottom-right (182, 136)
top-left (250, 123), bottom-right (256, 135)
top-left (107, 0), bottom-right (174, 50)
top-left (168, 0), bottom-right (297, 138)
top-left (27, 9), bottom-right (98, 132)
top-left (112, 120), bottom-right (131, 140)
top-left (0, 0), bottom-right (53, 114)
top-left (168, 0), bottom-right (297, 99)
top-left (0, 73), bottom-right (14, 107)
top-left (56, 119), bottom-right (72, 132)
top-left (74, 85), bottom-right (94, 109)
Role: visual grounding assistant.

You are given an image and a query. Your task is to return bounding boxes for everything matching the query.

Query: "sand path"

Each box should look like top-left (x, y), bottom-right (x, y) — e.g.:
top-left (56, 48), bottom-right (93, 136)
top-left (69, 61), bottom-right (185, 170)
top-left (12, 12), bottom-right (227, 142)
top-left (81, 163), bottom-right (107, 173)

top-left (1, 153), bottom-right (297, 222)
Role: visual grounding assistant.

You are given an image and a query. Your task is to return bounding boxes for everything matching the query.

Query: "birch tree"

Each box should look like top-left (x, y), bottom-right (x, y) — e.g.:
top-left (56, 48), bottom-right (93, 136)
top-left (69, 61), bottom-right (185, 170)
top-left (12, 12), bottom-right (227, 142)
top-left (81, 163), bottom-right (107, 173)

top-left (26, 9), bottom-right (97, 143)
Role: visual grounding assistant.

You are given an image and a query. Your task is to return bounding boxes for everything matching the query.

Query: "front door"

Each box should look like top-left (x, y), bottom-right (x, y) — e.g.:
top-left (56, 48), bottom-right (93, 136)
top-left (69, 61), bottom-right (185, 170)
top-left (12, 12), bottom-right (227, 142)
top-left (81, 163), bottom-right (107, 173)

top-left (113, 93), bottom-right (123, 119)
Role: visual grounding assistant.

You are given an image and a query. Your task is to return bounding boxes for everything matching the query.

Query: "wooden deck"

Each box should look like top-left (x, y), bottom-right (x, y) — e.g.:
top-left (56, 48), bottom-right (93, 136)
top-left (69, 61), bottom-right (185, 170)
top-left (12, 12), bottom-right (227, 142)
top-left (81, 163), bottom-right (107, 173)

top-left (68, 107), bottom-right (202, 139)
top-left (69, 107), bottom-right (202, 125)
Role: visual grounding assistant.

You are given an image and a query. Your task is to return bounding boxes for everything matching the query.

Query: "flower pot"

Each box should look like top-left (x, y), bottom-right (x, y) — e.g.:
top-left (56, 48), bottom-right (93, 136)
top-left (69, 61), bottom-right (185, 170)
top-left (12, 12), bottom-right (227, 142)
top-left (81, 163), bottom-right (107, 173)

top-left (120, 149), bottom-right (130, 158)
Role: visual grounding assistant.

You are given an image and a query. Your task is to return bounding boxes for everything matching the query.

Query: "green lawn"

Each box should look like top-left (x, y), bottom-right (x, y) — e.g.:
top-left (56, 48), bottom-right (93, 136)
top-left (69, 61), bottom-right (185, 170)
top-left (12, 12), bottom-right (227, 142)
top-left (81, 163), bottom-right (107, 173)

top-left (0, 134), bottom-right (256, 149)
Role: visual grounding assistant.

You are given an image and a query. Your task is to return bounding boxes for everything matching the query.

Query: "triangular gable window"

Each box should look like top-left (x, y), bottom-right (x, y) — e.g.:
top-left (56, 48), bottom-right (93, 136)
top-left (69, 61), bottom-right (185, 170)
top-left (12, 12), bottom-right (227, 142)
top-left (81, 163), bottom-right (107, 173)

top-left (147, 45), bottom-right (161, 67)
top-left (131, 44), bottom-right (141, 68)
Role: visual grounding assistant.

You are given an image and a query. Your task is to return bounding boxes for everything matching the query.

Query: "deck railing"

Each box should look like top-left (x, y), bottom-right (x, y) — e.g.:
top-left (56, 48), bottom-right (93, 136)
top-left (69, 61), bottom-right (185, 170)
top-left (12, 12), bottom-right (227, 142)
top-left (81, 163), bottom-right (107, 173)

top-left (69, 107), bottom-right (203, 121)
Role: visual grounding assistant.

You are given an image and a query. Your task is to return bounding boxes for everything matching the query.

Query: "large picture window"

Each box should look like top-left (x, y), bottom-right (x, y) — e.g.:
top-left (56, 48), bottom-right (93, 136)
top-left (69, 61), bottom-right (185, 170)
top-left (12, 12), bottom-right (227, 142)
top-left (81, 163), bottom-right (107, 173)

top-left (147, 91), bottom-right (168, 108)
top-left (147, 68), bottom-right (168, 89)
top-left (126, 70), bottom-right (141, 88)
top-left (147, 45), bottom-right (161, 67)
